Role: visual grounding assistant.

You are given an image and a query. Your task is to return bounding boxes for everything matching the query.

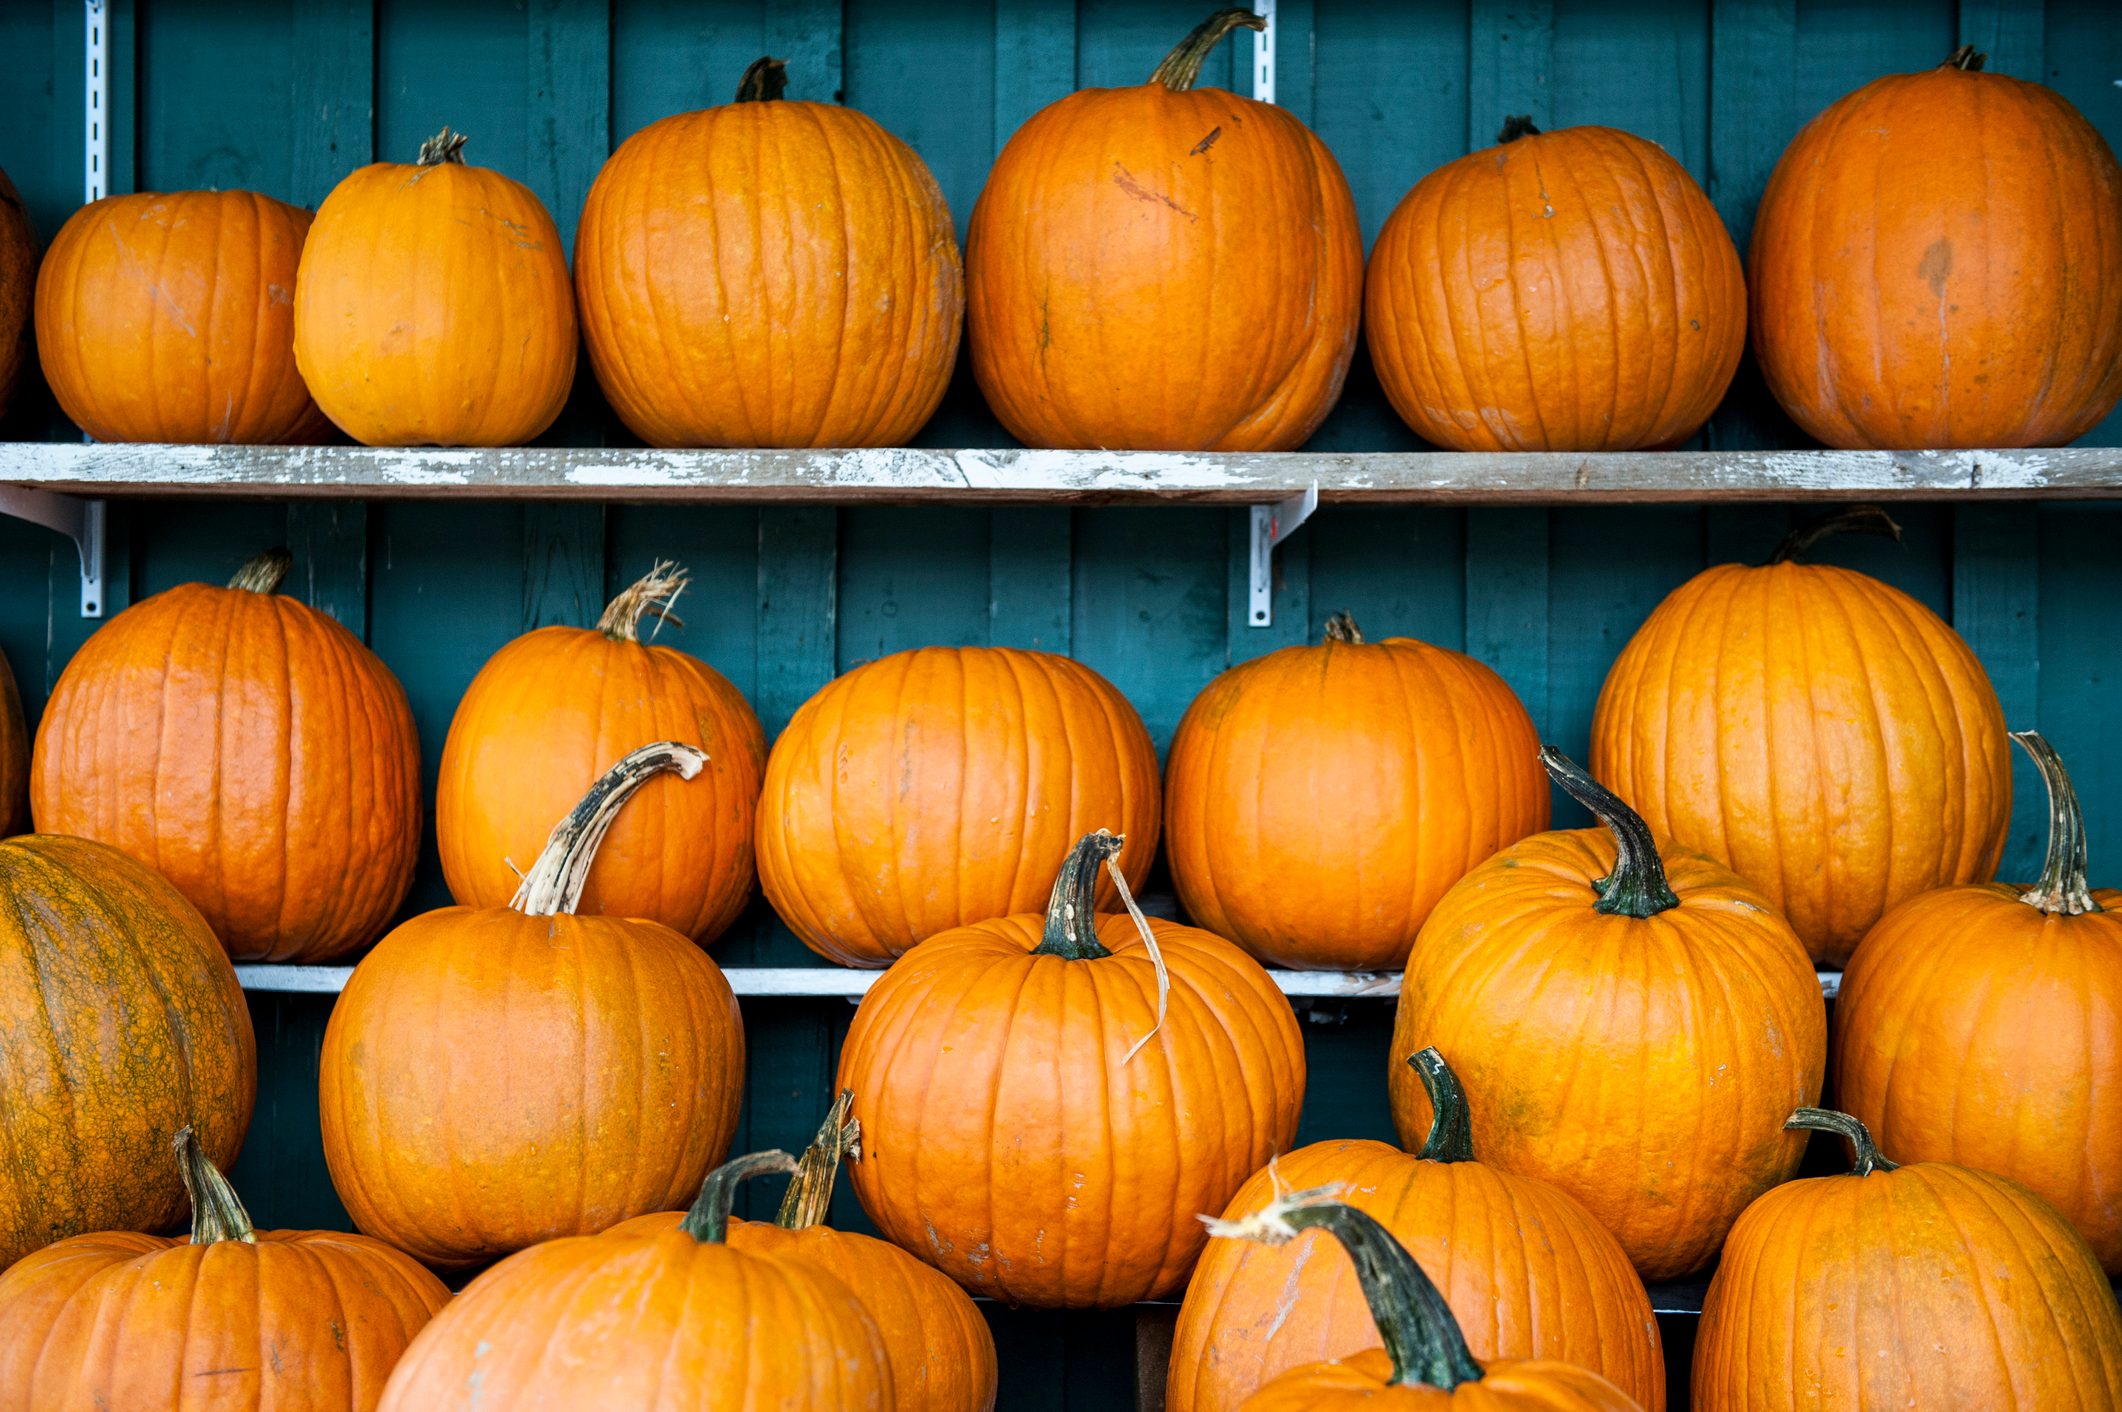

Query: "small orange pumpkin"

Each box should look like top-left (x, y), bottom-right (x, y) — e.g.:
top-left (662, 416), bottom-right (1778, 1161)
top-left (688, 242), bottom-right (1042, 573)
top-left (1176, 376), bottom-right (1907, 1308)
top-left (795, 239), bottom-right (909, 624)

top-left (295, 127), bottom-right (576, 446)
top-left (34, 190), bottom-right (326, 443)
top-left (0, 166), bottom-right (34, 421)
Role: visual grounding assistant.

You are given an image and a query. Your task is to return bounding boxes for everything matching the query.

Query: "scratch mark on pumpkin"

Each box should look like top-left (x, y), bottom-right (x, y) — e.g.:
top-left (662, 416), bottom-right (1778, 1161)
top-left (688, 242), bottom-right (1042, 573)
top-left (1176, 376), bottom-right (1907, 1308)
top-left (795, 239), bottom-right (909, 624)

top-left (1112, 164), bottom-right (1197, 222)
top-left (1190, 127), bottom-right (1222, 156)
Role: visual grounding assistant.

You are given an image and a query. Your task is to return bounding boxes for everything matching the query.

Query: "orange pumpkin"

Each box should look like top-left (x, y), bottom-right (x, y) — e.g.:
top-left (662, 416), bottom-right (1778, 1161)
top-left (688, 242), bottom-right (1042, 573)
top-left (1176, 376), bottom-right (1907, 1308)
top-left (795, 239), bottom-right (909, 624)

top-left (1390, 749), bottom-right (1826, 1282)
top-left (34, 190), bottom-right (326, 443)
top-left (576, 59), bottom-right (962, 449)
top-left (1169, 1049), bottom-right (1664, 1412)
top-left (1165, 613), bottom-right (1547, 970)
top-left (1589, 509), bottom-right (2011, 965)
top-left (613, 1092), bottom-right (998, 1412)
top-left (320, 743), bottom-right (746, 1268)
top-left (30, 548), bottom-right (423, 963)
top-left (0, 648), bottom-right (24, 837)
top-left (294, 127), bottom-right (575, 446)
top-left (758, 645), bottom-right (1161, 966)
top-left (0, 166), bottom-right (33, 422)
top-left (1750, 48), bottom-right (2122, 449)
top-left (1208, 1190), bottom-right (1647, 1412)
top-left (379, 1152), bottom-right (891, 1411)
top-left (0, 1127), bottom-right (447, 1411)
top-left (1693, 1108), bottom-right (2122, 1410)
top-left (438, 562), bottom-right (767, 945)
top-left (0, 834), bottom-right (255, 1270)
top-left (967, 9), bottom-right (1362, 451)
top-left (1367, 118), bottom-right (1746, 452)
top-left (839, 830), bottom-right (1305, 1306)
top-left (1836, 730), bottom-right (2122, 1272)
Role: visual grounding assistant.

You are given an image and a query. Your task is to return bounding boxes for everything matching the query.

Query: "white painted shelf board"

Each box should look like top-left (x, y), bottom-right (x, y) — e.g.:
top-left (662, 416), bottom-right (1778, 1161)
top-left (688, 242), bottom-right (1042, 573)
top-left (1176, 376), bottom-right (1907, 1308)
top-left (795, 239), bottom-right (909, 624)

top-left (4, 442), bottom-right (2119, 503)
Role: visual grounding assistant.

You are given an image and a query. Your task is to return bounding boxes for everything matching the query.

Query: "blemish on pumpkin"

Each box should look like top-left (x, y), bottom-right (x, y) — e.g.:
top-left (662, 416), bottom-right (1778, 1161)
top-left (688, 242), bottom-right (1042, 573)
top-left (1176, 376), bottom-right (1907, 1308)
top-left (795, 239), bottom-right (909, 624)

top-left (1190, 127), bottom-right (1222, 156)
top-left (1917, 239), bottom-right (1953, 297)
top-left (1111, 163), bottom-right (1197, 223)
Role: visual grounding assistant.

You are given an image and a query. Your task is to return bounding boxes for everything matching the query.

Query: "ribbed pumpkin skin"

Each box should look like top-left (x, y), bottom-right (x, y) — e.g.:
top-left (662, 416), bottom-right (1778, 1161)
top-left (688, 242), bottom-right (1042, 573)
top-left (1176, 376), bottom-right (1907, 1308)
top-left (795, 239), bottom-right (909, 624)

top-left (34, 190), bottom-right (327, 444)
top-left (30, 575), bottom-right (424, 963)
top-left (576, 96), bottom-right (962, 448)
top-left (839, 912), bottom-right (1305, 1306)
top-left (379, 1227), bottom-right (890, 1411)
top-left (1168, 1140), bottom-right (1664, 1412)
top-left (1245, 1349), bottom-right (1647, 1412)
top-left (0, 836), bottom-right (255, 1270)
top-left (0, 1226), bottom-right (448, 1411)
top-left (1390, 832), bottom-right (1826, 1281)
top-left (1750, 61), bottom-right (2122, 449)
top-left (757, 646), bottom-right (1161, 966)
top-left (1589, 561), bottom-right (2010, 966)
top-left (1693, 1160), bottom-right (2122, 1410)
top-left (0, 649), bottom-right (24, 837)
top-left (1368, 125), bottom-right (1745, 452)
top-left (1164, 632), bottom-right (1547, 970)
top-left (967, 78), bottom-right (1361, 450)
top-left (437, 626), bottom-right (768, 944)
top-left (1835, 883), bottom-right (2122, 1271)
top-left (613, 1212), bottom-right (998, 1412)
top-left (294, 148), bottom-right (575, 446)
top-left (0, 167), bottom-right (35, 422)
top-left (319, 906), bottom-right (745, 1268)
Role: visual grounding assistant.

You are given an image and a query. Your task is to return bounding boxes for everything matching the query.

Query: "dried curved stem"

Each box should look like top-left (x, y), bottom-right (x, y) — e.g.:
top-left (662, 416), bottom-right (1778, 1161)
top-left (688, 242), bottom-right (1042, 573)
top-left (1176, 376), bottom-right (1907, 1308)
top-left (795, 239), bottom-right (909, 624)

top-left (1539, 746), bottom-right (1679, 918)
top-left (2013, 731), bottom-right (2103, 916)
top-left (417, 127), bottom-right (470, 166)
top-left (1787, 1107), bottom-right (1897, 1176)
top-left (175, 1126), bottom-right (256, 1245)
top-left (1034, 830), bottom-right (1125, 960)
top-left (228, 548), bottom-right (292, 594)
top-left (736, 57), bottom-right (789, 102)
top-left (510, 742), bottom-right (706, 916)
top-left (1409, 1048), bottom-right (1475, 1163)
top-left (777, 1091), bottom-right (860, 1230)
top-left (1768, 505), bottom-right (1902, 564)
top-left (681, 1150), bottom-right (797, 1244)
top-left (1148, 8), bottom-right (1264, 92)
top-left (598, 561), bottom-right (689, 642)
top-left (1323, 612), bottom-right (1365, 645)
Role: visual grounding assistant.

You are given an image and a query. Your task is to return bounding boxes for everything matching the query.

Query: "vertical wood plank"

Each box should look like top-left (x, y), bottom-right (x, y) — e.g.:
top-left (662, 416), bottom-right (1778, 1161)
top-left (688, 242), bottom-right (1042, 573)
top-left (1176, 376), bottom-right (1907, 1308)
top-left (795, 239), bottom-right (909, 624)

top-left (1469, 0), bottom-right (1554, 136)
top-left (1266, 0), bottom-right (1316, 125)
top-left (289, 0), bottom-right (373, 207)
top-left (989, 508), bottom-right (1072, 652)
top-left (527, 0), bottom-right (609, 254)
top-left (1464, 509), bottom-right (1548, 732)
top-left (288, 503), bottom-right (369, 634)
top-left (1954, 504), bottom-right (2043, 880)
top-left (1956, 0), bottom-right (2044, 75)
top-left (523, 503), bottom-right (607, 629)
top-left (768, 0), bottom-right (845, 104)
top-left (994, 0), bottom-right (1075, 144)
top-left (2035, 504), bottom-right (2122, 889)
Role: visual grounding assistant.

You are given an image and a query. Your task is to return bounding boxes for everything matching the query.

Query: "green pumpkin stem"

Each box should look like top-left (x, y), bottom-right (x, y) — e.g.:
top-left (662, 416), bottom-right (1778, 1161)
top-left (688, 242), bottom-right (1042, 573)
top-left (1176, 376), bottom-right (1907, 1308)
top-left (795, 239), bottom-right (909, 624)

top-left (598, 561), bottom-right (689, 642)
top-left (736, 57), bottom-right (789, 103)
top-left (1032, 831), bottom-right (1124, 960)
top-left (416, 126), bottom-right (470, 166)
top-left (1538, 746), bottom-right (1679, 919)
top-left (1149, 8), bottom-right (1265, 92)
top-left (2013, 731), bottom-right (2104, 916)
top-left (1497, 115), bottom-right (1542, 143)
top-left (510, 741), bottom-right (707, 917)
top-left (1207, 1190), bottom-right (1484, 1391)
top-left (1323, 612), bottom-right (1365, 645)
top-left (1787, 1107), bottom-right (1898, 1176)
top-left (1767, 505), bottom-right (1902, 565)
top-left (174, 1126), bottom-right (256, 1246)
top-left (680, 1150), bottom-right (799, 1243)
top-left (777, 1091), bottom-right (860, 1230)
top-left (1409, 1048), bottom-right (1476, 1163)
top-left (1943, 44), bottom-right (1987, 71)
top-left (228, 548), bottom-right (292, 595)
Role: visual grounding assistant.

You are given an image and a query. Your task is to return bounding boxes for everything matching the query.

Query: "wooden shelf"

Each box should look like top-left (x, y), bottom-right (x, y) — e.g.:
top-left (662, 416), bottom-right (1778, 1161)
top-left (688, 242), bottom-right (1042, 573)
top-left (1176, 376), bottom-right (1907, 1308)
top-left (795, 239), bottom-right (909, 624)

top-left (4, 442), bottom-right (2120, 503)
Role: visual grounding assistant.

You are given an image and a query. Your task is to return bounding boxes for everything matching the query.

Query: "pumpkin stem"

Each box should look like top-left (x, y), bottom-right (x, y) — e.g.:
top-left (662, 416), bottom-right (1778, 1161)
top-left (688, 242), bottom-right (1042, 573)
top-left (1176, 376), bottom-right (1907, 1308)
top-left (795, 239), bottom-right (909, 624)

top-left (1539, 746), bottom-right (1679, 919)
top-left (1032, 830), bottom-right (1124, 960)
top-left (777, 1090), bottom-right (860, 1230)
top-left (416, 126), bottom-right (470, 166)
top-left (1206, 1189), bottom-right (1485, 1391)
top-left (1322, 612), bottom-right (1366, 645)
top-left (736, 57), bottom-right (789, 103)
top-left (1409, 1048), bottom-right (1476, 1163)
top-left (680, 1150), bottom-right (798, 1244)
top-left (1766, 505), bottom-right (1902, 565)
top-left (1787, 1107), bottom-right (1898, 1176)
top-left (174, 1126), bottom-right (256, 1246)
top-left (1149, 8), bottom-right (1265, 93)
top-left (2013, 731), bottom-right (2103, 916)
top-left (1943, 44), bottom-right (1987, 71)
top-left (509, 741), bottom-right (707, 917)
top-left (1497, 115), bottom-right (1542, 143)
top-left (597, 561), bottom-right (689, 642)
top-left (228, 548), bottom-right (292, 595)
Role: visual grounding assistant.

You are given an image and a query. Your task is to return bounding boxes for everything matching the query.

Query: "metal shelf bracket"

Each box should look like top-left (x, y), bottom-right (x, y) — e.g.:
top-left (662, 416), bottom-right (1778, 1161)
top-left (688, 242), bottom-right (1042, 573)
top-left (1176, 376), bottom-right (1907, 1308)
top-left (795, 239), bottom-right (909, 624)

top-left (0, 488), bottom-right (107, 616)
top-left (1248, 481), bottom-right (1316, 627)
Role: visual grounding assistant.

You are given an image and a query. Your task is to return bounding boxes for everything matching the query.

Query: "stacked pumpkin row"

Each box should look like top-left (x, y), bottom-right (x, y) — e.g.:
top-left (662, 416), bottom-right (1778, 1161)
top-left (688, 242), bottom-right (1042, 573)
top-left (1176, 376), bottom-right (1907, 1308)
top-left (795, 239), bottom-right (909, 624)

top-left (5, 12), bottom-right (2120, 455)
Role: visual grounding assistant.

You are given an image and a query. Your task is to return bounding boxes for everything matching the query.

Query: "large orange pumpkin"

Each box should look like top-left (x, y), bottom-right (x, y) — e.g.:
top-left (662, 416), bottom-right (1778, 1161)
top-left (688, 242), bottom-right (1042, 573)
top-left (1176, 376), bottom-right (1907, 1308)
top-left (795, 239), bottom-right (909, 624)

top-left (1836, 730), bottom-right (2122, 1272)
top-left (967, 8), bottom-right (1362, 451)
top-left (34, 189), bottom-right (326, 443)
top-left (839, 830), bottom-right (1305, 1306)
top-left (0, 648), bottom-right (24, 837)
top-left (758, 645), bottom-right (1161, 966)
top-left (1588, 509), bottom-right (2012, 965)
top-left (1165, 613), bottom-right (1547, 970)
top-left (321, 742), bottom-right (745, 1269)
top-left (294, 127), bottom-right (575, 446)
top-left (1694, 1108), bottom-right (2122, 1410)
top-left (1750, 47), bottom-right (2122, 449)
top-left (613, 1092), bottom-right (998, 1412)
top-left (380, 1152), bottom-right (891, 1411)
top-left (1390, 749), bottom-right (1826, 1282)
top-left (576, 59), bottom-right (962, 449)
top-left (1169, 1049), bottom-right (1663, 1412)
top-left (0, 166), bottom-right (32, 422)
top-left (0, 1127), bottom-right (448, 1411)
top-left (31, 548), bottom-right (423, 963)
top-left (0, 834), bottom-right (255, 1270)
top-left (1368, 118), bottom-right (1746, 452)
top-left (438, 562), bottom-right (767, 945)
top-left (1208, 1190), bottom-right (1647, 1412)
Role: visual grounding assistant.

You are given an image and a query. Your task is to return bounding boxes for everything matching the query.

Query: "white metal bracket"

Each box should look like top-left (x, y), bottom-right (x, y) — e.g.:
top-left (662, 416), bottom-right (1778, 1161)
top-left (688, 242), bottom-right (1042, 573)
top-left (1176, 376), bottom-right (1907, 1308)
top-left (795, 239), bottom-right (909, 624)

top-left (1251, 0), bottom-right (1275, 105)
top-left (1248, 482), bottom-right (1316, 627)
top-left (85, 0), bottom-right (108, 204)
top-left (0, 488), bottom-right (106, 616)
